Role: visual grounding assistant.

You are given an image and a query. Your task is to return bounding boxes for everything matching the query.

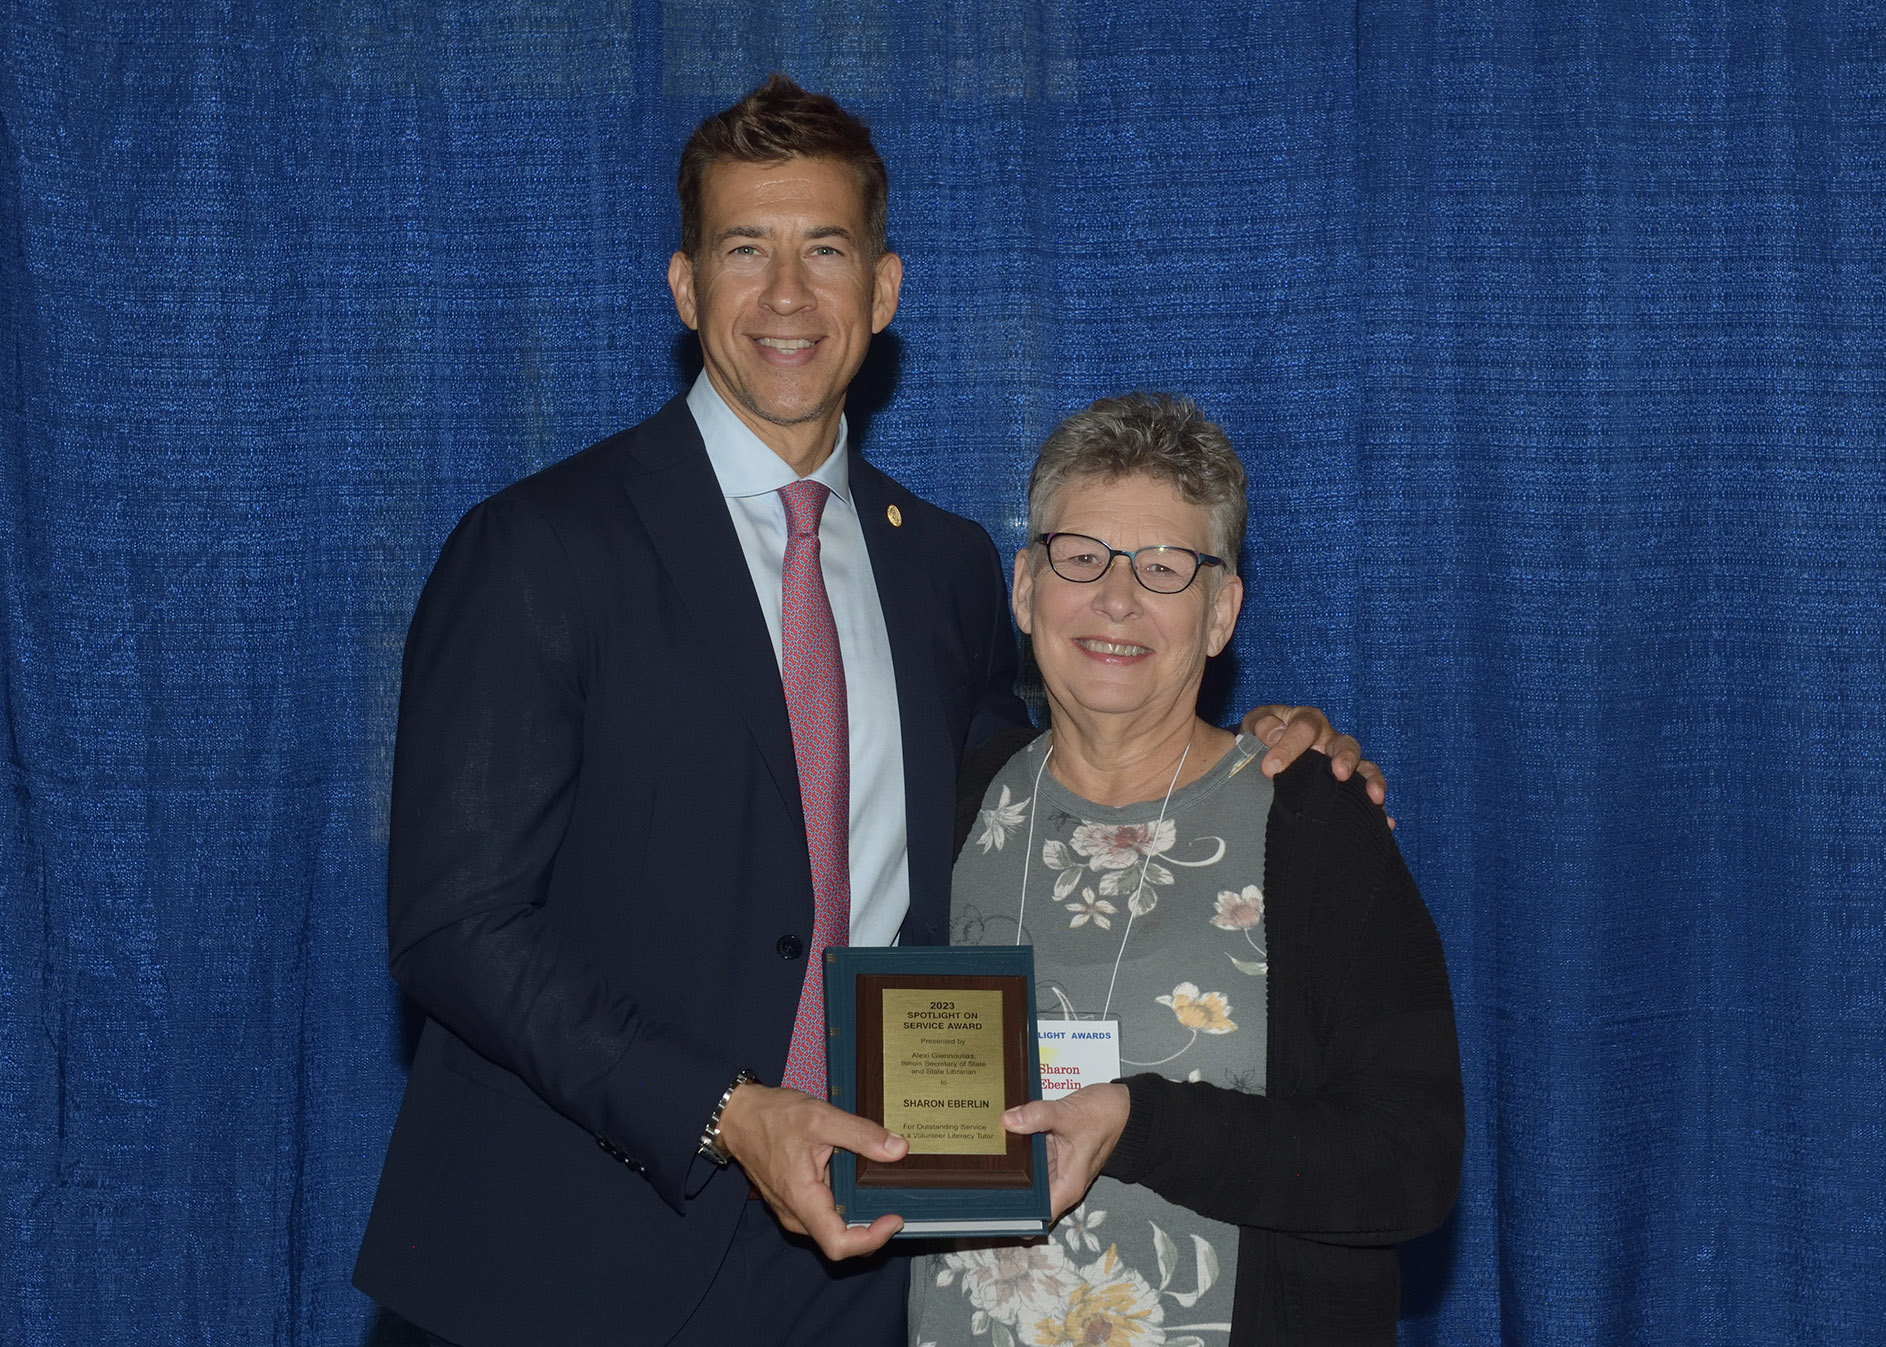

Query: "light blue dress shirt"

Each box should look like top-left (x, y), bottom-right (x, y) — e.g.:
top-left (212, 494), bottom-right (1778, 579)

top-left (687, 374), bottom-right (911, 949)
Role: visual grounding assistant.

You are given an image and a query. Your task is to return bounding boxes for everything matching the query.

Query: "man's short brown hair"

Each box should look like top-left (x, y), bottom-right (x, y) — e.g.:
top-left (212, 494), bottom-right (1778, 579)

top-left (677, 74), bottom-right (890, 259)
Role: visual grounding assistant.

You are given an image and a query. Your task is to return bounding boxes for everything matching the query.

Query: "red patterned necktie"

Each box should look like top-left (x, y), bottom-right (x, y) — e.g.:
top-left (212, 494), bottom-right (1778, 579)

top-left (777, 479), bottom-right (849, 1098)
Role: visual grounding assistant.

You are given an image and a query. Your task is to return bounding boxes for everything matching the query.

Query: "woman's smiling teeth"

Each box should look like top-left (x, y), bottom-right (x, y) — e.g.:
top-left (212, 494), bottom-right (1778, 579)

top-left (1078, 638), bottom-right (1151, 657)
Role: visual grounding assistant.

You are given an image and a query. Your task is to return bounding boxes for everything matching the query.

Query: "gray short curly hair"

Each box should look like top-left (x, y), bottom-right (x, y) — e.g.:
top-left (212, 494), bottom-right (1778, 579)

top-left (1026, 394), bottom-right (1248, 573)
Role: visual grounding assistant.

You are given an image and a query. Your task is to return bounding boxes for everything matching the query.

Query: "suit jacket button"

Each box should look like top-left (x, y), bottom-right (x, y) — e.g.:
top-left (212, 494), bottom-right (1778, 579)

top-left (776, 934), bottom-right (804, 960)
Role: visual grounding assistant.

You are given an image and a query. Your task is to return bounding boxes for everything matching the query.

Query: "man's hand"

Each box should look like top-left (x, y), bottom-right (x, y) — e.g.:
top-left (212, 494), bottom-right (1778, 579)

top-left (1241, 704), bottom-right (1391, 821)
top-left (1001, 1084), bottom-right (1131, 1221)
top-left (715, 1081), bottom-right (907, 1260)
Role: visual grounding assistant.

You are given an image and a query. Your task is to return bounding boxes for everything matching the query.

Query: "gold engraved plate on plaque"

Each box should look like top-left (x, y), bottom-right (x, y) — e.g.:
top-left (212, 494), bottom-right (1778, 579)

top-left (879, 988), bottom-right (1008, 1154)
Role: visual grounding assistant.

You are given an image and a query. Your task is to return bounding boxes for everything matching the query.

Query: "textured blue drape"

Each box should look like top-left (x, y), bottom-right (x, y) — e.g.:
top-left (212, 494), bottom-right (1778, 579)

top-left (3, 3), bottom-right (1880, 1343)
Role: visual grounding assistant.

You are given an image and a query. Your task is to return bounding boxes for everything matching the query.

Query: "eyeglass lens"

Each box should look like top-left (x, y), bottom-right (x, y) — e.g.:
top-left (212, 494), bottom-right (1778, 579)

top-left (1045, 533), bottom-right (1200, 593)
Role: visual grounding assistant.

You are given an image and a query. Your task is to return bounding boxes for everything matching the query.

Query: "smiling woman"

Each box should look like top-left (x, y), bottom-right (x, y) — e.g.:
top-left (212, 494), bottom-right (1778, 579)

top-left (1013, 470), bottom-right (1243, 803)
top-left (910, 395), bottom-right (1463, 1347)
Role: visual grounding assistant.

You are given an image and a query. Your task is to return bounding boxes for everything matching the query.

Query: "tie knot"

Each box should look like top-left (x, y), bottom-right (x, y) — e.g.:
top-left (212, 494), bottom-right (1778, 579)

top-left (779, 479), bottom-right (831, 538)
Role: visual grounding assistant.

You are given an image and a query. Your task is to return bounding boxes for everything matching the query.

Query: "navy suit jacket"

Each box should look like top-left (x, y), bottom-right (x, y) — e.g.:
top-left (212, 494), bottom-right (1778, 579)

top-left (354, 396), bottom-right (1025, 1345)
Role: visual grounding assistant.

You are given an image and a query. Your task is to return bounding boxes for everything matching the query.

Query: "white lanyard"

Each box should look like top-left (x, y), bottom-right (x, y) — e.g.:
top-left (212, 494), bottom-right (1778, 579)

top-left (1015, 735), bottom-right (1191, 1022)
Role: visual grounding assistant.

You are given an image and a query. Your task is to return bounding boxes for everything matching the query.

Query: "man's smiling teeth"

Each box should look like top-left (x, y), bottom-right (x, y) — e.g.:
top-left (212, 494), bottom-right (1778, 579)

top-left (756, 337), bottom-right (814, 351)
top-left (1078, 638), bottom-right (1150, 657)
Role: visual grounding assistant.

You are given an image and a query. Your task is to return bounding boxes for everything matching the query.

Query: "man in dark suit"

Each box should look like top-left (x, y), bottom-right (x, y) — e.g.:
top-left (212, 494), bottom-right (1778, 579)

top-left (354, 76), bottom-right (1371, 1346)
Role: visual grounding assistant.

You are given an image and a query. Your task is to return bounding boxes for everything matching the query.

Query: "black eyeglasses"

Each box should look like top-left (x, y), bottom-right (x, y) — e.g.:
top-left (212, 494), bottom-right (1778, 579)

top-left (1036, 532), bottom-right (1225, 595)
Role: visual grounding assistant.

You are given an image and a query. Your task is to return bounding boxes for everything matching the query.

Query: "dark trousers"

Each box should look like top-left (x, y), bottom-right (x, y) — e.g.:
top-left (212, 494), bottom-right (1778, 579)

top-left (668, 1199), bottom-right (907, 1347)
top-left (424, 1199), bottom-right (907, 1347)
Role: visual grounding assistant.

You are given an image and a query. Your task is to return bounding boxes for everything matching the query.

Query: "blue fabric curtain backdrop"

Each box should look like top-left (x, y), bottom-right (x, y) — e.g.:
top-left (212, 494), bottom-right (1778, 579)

top-left (3, 2), bottom-right (1881, 1342)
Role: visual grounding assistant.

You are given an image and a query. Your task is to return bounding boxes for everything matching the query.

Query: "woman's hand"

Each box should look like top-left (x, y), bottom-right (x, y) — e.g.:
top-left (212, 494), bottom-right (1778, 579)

top-left (1002, 1083), bottom-right (1132, 1221)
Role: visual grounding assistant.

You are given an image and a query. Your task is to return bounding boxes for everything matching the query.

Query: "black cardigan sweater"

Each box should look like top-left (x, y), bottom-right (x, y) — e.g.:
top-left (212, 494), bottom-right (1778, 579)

top-left (954, 733), bottom-right (1463, 1347)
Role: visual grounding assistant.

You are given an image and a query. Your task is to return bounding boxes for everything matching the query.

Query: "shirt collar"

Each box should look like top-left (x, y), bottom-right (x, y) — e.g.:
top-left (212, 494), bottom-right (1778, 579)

top-left (688, 372), bottom-right (852, 504)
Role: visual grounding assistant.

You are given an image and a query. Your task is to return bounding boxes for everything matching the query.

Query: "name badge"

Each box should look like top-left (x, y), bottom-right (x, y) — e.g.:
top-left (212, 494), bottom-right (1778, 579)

top-left (1034, 1020), bottom-right (1122, 1100)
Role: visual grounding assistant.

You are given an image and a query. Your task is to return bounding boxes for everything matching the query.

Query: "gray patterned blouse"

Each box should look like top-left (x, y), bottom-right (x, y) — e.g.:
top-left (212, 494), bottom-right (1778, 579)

top-left (909, 733), bottom-right (1274, 1347)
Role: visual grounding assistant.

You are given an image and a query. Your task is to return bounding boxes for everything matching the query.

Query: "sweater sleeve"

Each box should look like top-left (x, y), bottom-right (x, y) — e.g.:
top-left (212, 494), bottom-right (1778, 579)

top-left (1101, 759), bottom-right (1464, 1247)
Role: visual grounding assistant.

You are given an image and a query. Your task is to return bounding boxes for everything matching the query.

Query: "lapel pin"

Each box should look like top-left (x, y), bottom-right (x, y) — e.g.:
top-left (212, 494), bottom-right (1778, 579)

top-left (886, 504), bottom-right (903, 527)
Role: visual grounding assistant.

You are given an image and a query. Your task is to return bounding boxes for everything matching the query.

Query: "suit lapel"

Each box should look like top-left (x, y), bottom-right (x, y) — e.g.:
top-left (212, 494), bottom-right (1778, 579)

top-left (852, 462), bottom-right (954, 939)
top-left (618, 399), bottom-right (803, 822)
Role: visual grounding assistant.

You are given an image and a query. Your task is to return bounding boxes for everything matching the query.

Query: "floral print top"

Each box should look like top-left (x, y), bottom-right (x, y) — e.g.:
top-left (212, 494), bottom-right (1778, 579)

top-left (909, 734), bottom-right (1272, 1347)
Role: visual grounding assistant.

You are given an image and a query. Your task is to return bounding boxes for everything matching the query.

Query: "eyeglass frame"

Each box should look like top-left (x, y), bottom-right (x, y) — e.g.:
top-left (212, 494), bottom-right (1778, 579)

top-left (1034, 532), bottom-right (1226, 595)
